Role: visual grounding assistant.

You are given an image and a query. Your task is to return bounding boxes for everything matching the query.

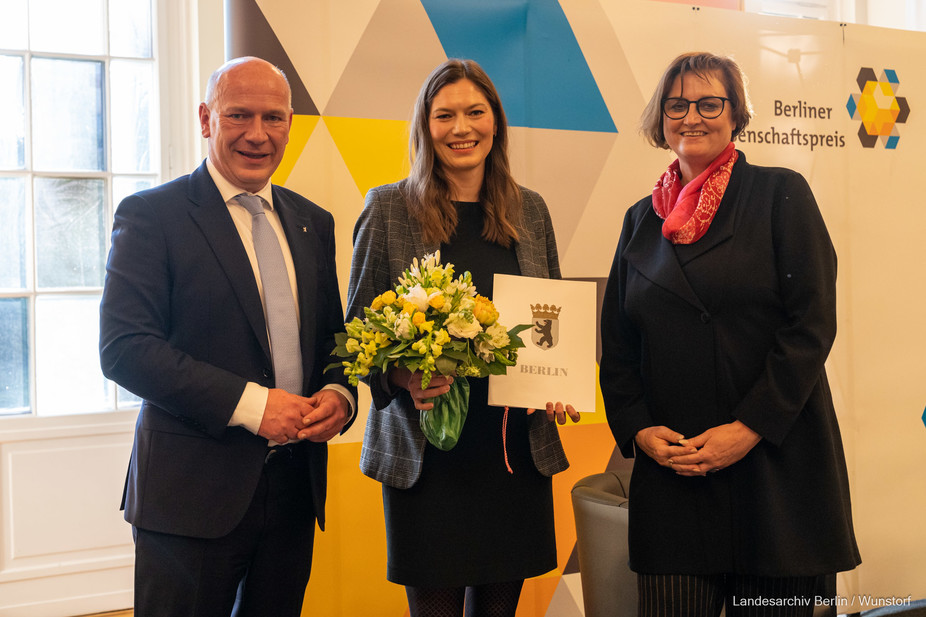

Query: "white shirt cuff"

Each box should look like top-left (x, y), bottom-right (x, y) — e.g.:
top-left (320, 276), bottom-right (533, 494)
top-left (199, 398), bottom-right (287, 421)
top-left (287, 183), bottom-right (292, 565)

top-left (228, 381), bottom-right (269, 434)
top-left (228, 382), bottom-right (356, 436)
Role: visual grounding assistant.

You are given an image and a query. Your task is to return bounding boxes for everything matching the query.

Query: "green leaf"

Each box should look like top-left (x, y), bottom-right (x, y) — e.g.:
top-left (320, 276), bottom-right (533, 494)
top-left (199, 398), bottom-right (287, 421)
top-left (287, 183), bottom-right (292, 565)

top-left (434, 354), bottom-right (459, 376)
top-left (370, 322), bottom-right (397, 338)
top-left (485, 361), bottom-right (509, 375)
top-left (493, 349), bottom-right (517, 367)
top-left (324, 361), bottom-right (345, 374)
top-left (507, 323), bottom-right (530, 349)
top-left (440, 348), bottom-right (469, 362)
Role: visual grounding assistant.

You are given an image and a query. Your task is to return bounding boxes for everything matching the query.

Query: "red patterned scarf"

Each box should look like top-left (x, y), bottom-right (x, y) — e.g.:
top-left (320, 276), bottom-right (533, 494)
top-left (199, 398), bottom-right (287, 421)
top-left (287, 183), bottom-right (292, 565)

top-left (652, 142), bottom-right (738, 244)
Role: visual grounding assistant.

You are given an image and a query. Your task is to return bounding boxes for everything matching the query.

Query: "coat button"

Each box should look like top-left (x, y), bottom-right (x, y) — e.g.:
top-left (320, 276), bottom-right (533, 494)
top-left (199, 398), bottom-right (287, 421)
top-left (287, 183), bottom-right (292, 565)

top-left (700, 312), bottom-right (711, 324)
top-left (262, 368), bottom-right (272, 378)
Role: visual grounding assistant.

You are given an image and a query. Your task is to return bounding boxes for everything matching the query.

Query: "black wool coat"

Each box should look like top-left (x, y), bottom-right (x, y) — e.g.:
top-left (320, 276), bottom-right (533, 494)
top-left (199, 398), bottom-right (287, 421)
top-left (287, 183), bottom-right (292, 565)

top-left (599, 153), bottom-right (861, 575)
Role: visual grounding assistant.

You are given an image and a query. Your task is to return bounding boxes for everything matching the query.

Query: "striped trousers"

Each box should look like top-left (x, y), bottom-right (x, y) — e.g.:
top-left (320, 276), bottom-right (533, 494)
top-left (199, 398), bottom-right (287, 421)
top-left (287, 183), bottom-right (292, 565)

top-left (637, 574), bottom-right (818, 617)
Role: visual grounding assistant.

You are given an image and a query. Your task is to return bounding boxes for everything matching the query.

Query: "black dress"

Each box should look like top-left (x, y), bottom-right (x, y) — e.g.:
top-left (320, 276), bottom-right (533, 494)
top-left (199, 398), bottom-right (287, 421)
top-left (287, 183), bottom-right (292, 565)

top-left (382, 202), bottom-right (557, 587)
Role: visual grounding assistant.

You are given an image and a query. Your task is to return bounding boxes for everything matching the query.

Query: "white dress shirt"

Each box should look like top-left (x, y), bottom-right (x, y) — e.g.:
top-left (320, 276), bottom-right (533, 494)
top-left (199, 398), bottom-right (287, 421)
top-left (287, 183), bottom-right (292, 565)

top-left (205, 159), bottom-right (355, 436)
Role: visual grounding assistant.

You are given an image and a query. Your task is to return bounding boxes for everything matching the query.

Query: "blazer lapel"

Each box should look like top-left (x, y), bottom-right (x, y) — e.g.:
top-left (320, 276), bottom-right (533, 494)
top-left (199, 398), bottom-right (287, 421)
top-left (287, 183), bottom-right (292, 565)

top-left (513, 219), bottom-right (538, 278)
top-left (623, 207), bottom-right (706, 311)
top-left (624, 155), bottom-right (752, 312)
top-left (187, 163), bottom-right (271, 360)
top-left (671, 155), bottom-right (746, 263)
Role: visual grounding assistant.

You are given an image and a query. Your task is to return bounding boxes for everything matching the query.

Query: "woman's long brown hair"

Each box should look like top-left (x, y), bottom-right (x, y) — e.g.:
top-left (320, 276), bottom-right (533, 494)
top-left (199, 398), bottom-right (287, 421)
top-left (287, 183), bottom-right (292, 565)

top-left (403, 59), bottom-right (521, 247)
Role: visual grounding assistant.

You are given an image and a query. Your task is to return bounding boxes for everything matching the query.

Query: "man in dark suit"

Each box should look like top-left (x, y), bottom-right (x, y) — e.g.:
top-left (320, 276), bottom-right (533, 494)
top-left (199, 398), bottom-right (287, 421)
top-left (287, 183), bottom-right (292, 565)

top-left (100, 56), bottom-right (356, 617)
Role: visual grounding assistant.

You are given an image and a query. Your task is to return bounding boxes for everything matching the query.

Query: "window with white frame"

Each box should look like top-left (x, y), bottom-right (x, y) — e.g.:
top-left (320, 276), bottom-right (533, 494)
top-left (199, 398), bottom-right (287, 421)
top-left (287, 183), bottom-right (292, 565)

top-left (0, 0), bottom-right (159, 417)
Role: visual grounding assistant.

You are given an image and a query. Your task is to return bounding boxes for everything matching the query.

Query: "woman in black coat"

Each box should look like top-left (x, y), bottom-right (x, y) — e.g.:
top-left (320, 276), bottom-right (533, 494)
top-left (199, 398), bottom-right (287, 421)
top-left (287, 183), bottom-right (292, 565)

top-left (599, 52), bottom-right (860, 617)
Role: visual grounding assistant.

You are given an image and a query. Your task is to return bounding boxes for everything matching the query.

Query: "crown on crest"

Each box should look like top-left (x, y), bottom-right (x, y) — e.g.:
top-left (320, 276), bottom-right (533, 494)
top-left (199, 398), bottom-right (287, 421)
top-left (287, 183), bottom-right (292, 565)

top-left (530, 303), bottom-right (561, 320)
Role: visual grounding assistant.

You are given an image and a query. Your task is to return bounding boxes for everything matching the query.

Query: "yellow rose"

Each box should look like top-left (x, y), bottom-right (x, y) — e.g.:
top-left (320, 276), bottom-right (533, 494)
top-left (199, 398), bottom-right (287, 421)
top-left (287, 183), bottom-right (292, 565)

top-left (402, 301), bottom-right (417, 315)
top-left (381, 290), bottom-right (397, 305)
top-left (428, 294), bottom-right (445, 309)
top-left (473, 295), bottom-right (498, 326)
top-left (370, 296), bottom-right (384, 310)
top-left (412, 311), bottom-right (426, 326)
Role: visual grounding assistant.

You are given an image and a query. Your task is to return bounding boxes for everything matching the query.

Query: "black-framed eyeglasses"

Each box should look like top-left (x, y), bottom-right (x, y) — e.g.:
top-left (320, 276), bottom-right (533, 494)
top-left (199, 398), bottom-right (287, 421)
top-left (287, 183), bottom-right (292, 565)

top-left (662, 97), bottom-right (730, 119)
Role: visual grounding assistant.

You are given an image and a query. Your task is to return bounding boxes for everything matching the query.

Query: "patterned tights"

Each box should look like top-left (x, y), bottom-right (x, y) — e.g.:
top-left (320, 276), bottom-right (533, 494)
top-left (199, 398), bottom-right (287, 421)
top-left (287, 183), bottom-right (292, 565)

top-left (405, 580), bottom-right (524, 617)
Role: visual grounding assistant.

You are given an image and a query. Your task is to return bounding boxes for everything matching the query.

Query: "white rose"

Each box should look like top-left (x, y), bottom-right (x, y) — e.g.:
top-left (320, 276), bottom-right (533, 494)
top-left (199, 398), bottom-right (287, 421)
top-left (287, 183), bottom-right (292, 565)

top-left (486, 323), bottom-right (510, 348)
top-left (474, 338), bottom-right (495, 363)
top-left (445, 312), bottom-right (482, 339)
top-left (400, 284), bottom-right (430, 312)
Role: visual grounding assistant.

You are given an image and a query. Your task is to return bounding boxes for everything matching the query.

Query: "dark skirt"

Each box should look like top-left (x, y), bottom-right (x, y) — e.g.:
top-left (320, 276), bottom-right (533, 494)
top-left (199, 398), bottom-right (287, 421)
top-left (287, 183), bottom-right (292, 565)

top-left (383, 376), bottom-right (557, 587)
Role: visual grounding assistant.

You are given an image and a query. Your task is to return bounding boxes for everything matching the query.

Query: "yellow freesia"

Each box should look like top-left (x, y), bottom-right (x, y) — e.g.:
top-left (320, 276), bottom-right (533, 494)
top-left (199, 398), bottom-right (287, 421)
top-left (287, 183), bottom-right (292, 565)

top-left (434, 329), bottom-right (450, 346)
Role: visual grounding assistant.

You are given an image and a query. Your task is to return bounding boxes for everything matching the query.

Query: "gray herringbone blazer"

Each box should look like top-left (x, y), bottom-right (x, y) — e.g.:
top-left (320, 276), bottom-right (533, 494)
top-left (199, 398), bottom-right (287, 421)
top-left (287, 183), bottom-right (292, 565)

top-left (347, 180), bottom-right (570, 489)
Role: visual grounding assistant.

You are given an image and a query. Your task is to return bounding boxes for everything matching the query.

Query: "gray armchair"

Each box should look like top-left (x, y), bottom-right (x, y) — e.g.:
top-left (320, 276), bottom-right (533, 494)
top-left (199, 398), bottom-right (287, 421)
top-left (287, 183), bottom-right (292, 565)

top-left (571, 469), bottom-right (837, 617)
top-left (571, 469), bottom-right (636, 617)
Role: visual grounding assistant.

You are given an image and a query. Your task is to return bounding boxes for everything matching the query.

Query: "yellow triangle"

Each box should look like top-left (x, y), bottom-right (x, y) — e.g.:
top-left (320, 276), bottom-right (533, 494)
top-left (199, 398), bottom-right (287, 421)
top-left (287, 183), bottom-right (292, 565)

top-left (273, 114), bottom-right (320, 187)
top-left (324, 116), bottom-right (411, 196)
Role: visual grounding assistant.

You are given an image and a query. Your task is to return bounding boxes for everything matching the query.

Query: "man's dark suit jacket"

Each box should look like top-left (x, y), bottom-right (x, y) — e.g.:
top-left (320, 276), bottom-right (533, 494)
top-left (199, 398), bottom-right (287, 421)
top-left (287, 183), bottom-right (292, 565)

top-left (100, 160), bottom-right (355, 538)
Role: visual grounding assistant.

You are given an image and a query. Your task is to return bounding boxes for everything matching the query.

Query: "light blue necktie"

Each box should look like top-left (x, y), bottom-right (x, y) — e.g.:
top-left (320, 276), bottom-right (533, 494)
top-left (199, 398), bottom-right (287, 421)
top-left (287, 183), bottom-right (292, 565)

top-left (236, 193), bottom-right (303, 394)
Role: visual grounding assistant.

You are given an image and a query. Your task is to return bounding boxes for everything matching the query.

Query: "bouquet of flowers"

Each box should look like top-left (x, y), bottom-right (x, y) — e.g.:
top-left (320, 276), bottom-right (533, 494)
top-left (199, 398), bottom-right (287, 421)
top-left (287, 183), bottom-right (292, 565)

top-left (329, 251), bottom-right (529, 450)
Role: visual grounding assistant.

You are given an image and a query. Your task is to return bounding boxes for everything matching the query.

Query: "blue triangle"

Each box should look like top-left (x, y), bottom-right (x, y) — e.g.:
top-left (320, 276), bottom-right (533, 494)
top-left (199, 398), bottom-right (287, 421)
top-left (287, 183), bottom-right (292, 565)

top-left (845, 94), bottom-right (857, 119)
top-left (421, 0), bottom-right (617, 133)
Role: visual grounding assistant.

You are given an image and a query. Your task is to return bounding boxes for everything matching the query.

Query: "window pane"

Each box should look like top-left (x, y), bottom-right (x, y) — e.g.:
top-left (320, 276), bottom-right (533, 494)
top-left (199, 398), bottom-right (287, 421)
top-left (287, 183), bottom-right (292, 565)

top-left (109, 0), bottom-right (152, 58)
top-left (34, 177), bottom-right (105, 288)
top-left (111, 60), bottom-right (157, 173)
top-left (0, 298), bottom-right (31, 415)
top-left (0, 55), bottom-right (26, 170)
top-left (0, 177), bottom-right (29, 290)
top-left (117, 386), bottom-right (142, 409)
top-left (31, 58), bottom-right (105, 172)
top-left (35, 294), bottom-right (111, 415)
top-left (113, 176), bottom-right (154, 207)
top-left (0, 0), bottom-right (28, 49)
top-left (29, 0), bottom-right (106, 55)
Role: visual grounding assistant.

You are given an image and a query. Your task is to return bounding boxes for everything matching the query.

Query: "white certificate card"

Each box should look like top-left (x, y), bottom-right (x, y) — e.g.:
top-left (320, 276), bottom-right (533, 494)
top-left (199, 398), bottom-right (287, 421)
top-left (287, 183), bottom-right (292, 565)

top-left (488, 274), bottom-right (596, 412)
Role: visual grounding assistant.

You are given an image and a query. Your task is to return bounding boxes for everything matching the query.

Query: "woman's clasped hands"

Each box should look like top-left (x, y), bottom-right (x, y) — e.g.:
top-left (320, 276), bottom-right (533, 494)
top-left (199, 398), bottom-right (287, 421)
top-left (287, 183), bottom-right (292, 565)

top-left (636, 421), bottom-right (761, 477)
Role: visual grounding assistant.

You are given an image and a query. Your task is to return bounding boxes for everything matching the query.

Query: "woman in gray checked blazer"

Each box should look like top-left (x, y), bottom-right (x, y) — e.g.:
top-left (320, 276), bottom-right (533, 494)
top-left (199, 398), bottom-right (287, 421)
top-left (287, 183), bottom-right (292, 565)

top-left (346, 59), bottom-right (580, 617)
